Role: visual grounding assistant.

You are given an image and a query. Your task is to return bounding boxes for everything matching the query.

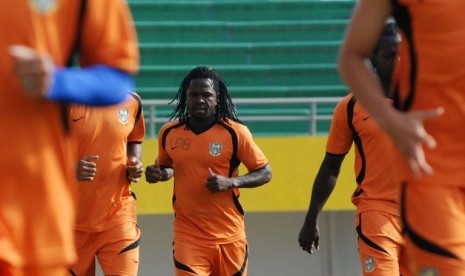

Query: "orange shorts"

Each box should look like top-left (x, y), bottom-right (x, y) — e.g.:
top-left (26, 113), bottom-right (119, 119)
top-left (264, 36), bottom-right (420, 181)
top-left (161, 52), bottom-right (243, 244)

top-left (69, 222), bottom-right (140, 276)
top-left (173, 238), bottom-right (248, 276)
top-left (402, 182), bottom-right (465, 275)
top-left (0, 260), bottom-right (67, 276)
top-left (356, 211), bottom-right (410, 276)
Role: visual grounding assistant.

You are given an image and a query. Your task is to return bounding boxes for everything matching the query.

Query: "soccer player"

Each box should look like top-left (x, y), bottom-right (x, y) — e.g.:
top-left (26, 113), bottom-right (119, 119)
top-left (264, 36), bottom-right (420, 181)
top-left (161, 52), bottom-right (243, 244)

top-left (145, 66), bottom-right (272, 276)
top-left (68, 91), bottom-right (145, 276)
top-left (338, 0), bottom-right (465, 274)
top-left (298, 22), bottom-right (409, 275)
top-left (0, 1), bottom-right (138, 275)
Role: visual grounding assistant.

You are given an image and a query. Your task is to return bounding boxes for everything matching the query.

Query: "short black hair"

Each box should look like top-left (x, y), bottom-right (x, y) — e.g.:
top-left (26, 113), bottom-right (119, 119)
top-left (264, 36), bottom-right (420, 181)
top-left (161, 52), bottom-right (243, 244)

top-left (371, 20), bottom-right (399, 65)
top-left (168, 66), bottom-right (242, 125)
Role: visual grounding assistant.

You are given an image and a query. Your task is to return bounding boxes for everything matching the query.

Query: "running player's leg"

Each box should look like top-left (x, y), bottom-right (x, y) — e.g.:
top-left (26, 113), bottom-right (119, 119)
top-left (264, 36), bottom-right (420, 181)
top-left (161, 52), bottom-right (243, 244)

top-left (97, 222), bottom-right (140, 276)
top-left (69, 231), bottom-right (97, 276)
top-left (173, 239), bottom-right (215, 276)
top-left (402, 183), bottom-right (465, 275)
top-left (356, 211), bottom-right (406, 275)
top-left (23, 266), bottom-right (68, 276)
top-left (0, 260), bottom-right (13, 276)
top-left (0, 260), bottom-right (68, 276)
top-left (398, 242), bottom-right (411, 276)
top-left (215, 238), bottom-right (248, 276)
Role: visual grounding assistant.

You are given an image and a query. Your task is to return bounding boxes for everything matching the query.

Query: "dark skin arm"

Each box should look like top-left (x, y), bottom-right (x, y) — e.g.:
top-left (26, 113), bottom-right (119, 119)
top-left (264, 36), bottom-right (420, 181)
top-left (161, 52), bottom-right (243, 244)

top-left (145, 160), bottom-right (271, 190)
top-left (298, 153), bottom-right (345, 254)
top-left (127, 142), bottom-right (144, 183)
top-left (206, 164), bottom-right (272, 193)
top-left (76, 155), bottom-right (99, 181)
top-left (145, 158), bottom-right (174, 183)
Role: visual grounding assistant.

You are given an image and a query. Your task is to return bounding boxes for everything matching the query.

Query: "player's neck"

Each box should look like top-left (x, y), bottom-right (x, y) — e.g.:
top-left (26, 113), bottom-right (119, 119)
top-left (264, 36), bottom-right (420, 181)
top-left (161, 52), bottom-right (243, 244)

top-left (187, 116), bottom-right (216, 134)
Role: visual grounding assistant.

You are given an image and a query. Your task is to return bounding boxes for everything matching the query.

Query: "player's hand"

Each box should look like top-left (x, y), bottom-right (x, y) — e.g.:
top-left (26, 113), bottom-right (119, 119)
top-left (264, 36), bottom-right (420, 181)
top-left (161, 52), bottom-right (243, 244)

top-left (145, 159), bottom-right (163, 184)
top-left (127, 156), bottom-right (143, 183)
top-left (206, 168), bottom-right (235, 193)
top-left (9, 45), bottom-right (55, 98)
top-left (381, 107), bottom-right (443, 177)
top-left (77, 155), bottom-right (99, 181)
top-left (298, 220), bottom-right (320, 254)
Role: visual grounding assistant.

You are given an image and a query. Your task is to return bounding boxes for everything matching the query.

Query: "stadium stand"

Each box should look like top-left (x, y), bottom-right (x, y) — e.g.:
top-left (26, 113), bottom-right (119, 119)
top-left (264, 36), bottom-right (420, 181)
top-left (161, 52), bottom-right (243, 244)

top-left (128, 0), bottom-right (355, 136)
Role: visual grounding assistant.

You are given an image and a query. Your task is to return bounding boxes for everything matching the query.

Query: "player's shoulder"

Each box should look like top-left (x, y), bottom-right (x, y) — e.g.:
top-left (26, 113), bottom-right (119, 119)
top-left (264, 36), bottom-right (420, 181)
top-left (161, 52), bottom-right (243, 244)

top-left (125, 91), bottom-right (142, 106)
top-left (337, 93), bottom-right (355, 108)
top-left (333, 93), bottom-right (355, 115)
top-left (128, 91), bottom-right (142, 101)
top-left (159, 119), bottom-right (185, 134)
top-left (161, 119), bottom-right (182, 129)
top-left (220, 119), bottom-right (252, 136)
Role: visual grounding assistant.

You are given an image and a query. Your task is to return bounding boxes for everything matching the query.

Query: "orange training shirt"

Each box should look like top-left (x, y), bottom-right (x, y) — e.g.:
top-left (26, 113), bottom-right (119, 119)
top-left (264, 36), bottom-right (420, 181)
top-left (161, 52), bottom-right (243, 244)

top-left (70, 93), bottom-right (145, 232)
top-left (0, 0), bottom-right (138, 267)
top-left (326, 94), bottom-right (402, 215)
top-left (158, 119), bottom-right (268, 244)
top-left (392, 0), bottom-right (465, 186)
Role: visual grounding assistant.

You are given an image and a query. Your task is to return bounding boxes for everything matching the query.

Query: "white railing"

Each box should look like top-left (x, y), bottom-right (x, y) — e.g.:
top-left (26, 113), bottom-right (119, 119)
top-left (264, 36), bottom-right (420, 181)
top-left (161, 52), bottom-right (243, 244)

top-left (142, 97), bottom-right (342, 138)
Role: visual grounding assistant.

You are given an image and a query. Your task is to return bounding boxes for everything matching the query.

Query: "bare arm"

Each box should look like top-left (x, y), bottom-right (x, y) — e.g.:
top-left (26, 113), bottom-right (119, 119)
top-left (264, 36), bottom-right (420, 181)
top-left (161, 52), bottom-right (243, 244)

top-left (76, 155), bottom-right (99, 181)
top-left (298, 153), bottom-right (344, 254)
top-left (127, 142), bottom-right (142, 160)
top-left (338, 0), bottom-right (442, 176)
top-left (206, 164), bottom-right (272, 193)
top-left (127, 142), bottom-right (143, 183)
top-left (338, 0), bottom-right (394, 123)
top-left (145, 158), bottom-right (174, 184)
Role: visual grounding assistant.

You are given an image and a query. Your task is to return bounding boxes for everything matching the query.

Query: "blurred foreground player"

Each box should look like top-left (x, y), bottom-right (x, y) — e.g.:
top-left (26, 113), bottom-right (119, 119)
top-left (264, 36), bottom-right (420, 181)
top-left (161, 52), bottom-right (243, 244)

top-left (338, 0), bottom-right (465, 274)
top-left (0, 0), bottom-right (139, 275)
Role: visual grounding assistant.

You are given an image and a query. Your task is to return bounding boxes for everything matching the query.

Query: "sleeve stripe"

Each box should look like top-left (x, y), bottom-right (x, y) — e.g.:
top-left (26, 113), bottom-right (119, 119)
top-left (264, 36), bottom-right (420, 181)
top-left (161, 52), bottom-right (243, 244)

top-left (128, 91), bottom-right (142, 124)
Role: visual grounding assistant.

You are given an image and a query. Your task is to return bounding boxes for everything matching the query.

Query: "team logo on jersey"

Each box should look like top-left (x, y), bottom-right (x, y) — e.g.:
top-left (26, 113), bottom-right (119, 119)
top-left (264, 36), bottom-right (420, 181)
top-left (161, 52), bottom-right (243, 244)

top-left (117, 108), bottom-right (130, 125)
top-left (29, 0), bottom-right (58, 14)
top-left (419, 268), bottom-right (438, 276)
top-left (209, 142), bottom-right (223, 156)
top-left (364, 257), bottom-right (375, 273)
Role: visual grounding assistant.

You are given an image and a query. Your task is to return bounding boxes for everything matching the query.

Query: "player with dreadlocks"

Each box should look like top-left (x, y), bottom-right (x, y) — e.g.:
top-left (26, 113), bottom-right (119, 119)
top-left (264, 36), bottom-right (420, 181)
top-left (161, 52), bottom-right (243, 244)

top-left (145, 66), bottom-right (272, 276)
top-left (168, 66), bottom-right (242, 126)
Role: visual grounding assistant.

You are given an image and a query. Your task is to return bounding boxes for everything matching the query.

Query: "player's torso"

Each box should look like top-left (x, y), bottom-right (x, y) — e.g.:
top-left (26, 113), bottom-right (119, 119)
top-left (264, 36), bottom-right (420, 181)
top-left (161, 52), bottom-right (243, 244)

top-left (70, 96), bottom-right (140, 229)
top-left (165, 122), bottom-right (237, 195)
top-left (0, 1), bottom-right (82, 170)
top-left (0, 1), bottom-right (83, 264)
top-left (393, 0), bottom-right (465, 185)
top-left (350, 100), bottom-right (401, 209)
top-left (163, 121), bottom-right (245, 242)
top-left (394, 0), bottom-right (465, 107)
top-left (70, 97), bottom-right (139, 159)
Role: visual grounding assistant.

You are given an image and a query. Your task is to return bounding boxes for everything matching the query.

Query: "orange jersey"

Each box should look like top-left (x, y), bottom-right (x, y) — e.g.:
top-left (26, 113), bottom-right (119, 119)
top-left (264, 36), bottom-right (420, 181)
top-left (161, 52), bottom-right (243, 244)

top-left (158, 119), bottom-right (268, 244)
top-left (0, 0), bottom-right (138, 266)
top-left (392, 0), bottom-right (465, 186)
top-left (70, 93), bottom-right (145, 232)
top-left (327, 94), bottom-right (401, 215)
top-left (402, 184), bottom-right (465, 274)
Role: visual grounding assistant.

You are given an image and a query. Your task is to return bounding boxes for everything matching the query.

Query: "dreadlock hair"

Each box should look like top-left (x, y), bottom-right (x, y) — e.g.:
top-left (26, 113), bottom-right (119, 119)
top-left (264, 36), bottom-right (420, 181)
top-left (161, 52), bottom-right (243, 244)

top-left (168, 66), bottom-right (242, 126)
top-left (371, 20), bottom-right (399, 67)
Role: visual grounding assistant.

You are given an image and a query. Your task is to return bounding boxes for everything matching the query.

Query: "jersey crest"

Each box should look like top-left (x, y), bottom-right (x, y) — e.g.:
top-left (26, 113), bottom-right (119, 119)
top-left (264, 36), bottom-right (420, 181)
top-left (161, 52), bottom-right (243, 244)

top-left (29, 0), bottom-right (58, 14)
top-left (117, 108), bottom-right (130, 125)
top-left (364, 256), bottom-right (375, 273)
top-left (209, 142), bottom-right (223, 156)
top-left (419, 268), bottom-right (438, 276)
